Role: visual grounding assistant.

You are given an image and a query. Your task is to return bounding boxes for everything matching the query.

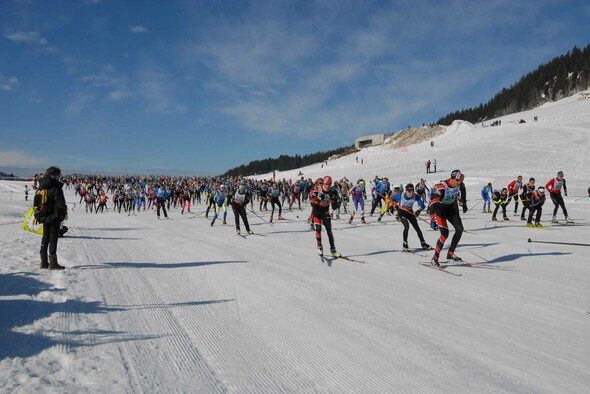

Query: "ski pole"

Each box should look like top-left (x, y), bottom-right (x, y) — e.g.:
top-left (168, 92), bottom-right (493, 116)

top-left (527, 238), bottom-right (590, 247)
top-left (465, 198), bottom-right (482, 213)
top-left (574, 196), bottom-right (588, 201)
top-left (248, 208), bottom-right (274, 226)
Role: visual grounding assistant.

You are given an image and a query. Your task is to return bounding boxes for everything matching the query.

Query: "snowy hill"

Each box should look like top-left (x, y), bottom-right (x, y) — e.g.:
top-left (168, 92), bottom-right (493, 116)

top-left (1, 92), bottom-right (589, 393)
top-left (257, 90), bottom-right (590, 198)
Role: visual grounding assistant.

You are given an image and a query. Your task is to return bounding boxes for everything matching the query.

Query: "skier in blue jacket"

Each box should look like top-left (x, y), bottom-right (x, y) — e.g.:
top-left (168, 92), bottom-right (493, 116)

top-left (481, 183), bottom-right (493, 213)
top-left (390, 183), bottom-right (431, 252)
top-left (154, 184), bottom-right (169, 219)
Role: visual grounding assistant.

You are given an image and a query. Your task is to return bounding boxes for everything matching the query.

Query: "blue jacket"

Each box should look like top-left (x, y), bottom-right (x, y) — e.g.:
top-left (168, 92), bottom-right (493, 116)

top-left (155, 188), bottom-right (169, 201)
top-left (375, 181), bottom-right (390, 196)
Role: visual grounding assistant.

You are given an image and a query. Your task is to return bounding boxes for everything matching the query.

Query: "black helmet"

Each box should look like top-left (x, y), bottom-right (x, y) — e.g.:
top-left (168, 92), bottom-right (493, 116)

top-left (405, 183), bottom-right (414, 192)
top-left (450, 169), bottom-right (462, 179)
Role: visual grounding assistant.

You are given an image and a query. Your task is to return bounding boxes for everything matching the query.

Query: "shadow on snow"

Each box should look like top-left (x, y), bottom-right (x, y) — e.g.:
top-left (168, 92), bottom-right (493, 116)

top-left (0, 271), bottom-right (235, 360)
top-left (74, 260), bottom-right (247, 270)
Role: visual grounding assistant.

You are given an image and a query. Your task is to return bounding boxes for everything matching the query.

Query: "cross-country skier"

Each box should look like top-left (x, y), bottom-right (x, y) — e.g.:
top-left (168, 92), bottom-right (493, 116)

top-left (491, 188), bottom-right (510, 221)
top-left (154, 184), bottom-right (169, 219)
top-left (370, 177), bottom-right (390, 216)
top-left (231, 184), bottom-right (254, 235)
top-left (428, 170), bottom-right (466, 266)
top-left (267, 182), bottom-right (284, 223)
top-left (481, 183), bottom-right (493, 213)
top-left (390, 183), bottom-right (432, 252)
top-left (348, 179), bottom-right (367, 224)
top-left (210, 184), bottom-right (228, 226)
top-left (519, 178), bottom-right (536, 221)
top-left (545, 171), bottom-right (573, 223)
top-left (526, 186), bottom-right (546, 227)
top-left (310, 176), bottom-right (340, 257)
top-left (507, 175), bottom-right (523, 216)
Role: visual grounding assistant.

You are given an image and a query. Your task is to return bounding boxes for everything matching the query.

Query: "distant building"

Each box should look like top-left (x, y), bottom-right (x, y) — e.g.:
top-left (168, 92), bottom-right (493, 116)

top-left (354, 133), bottom-right (390, 149)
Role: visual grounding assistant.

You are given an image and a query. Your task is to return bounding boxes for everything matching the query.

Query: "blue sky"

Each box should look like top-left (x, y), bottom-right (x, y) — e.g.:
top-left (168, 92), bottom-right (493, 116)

top-left (1, 0), bottom-right (589, 176)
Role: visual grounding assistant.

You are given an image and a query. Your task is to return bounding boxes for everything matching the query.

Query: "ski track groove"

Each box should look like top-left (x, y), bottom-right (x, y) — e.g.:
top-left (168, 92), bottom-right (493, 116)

top-left (79, 232), bottom-right (228, 393)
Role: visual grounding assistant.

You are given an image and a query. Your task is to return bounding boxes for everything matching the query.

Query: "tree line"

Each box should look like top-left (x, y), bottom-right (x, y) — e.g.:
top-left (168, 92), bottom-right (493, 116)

top-left (435, 44), bottom-right (590, 125)
top-left (222, 146), bottom-right (354, 177)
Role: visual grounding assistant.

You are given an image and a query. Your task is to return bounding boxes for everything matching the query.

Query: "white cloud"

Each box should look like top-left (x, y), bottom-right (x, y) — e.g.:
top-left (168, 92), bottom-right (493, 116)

top-left (4, 31), bottom-right (48, 45)
top-left (130, 25), bottom-right (148, 34)
top-left (0, 75), bottom-right (19, 92)
top-left (79, 65), bottom-right (132, 101)
top-left (137, 68), bottom-right (186, 114)
top-left (0, 150), bottom-right (44, 167)
top-left (65, 92), bottom-right (96, 115)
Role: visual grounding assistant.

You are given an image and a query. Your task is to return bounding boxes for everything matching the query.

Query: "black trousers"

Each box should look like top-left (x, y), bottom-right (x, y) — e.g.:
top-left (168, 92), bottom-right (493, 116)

top-left (156, 199), bottom-right (168, 218)
top-left (399, 209), bottom-right (425, 244)
top-left (232, 204), bottom-right (251, 231)
top-left (550, 193), bottom-right (568, 217)
top-left (431, 203), bottom-right (464, 258)
top-left (40, 221), bottom-right (60, 256)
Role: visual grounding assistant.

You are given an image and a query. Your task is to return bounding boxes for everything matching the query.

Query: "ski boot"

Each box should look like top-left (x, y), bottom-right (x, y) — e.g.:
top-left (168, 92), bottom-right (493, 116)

top-left (348, 216), bottom-right (353, 224)
top-left (236, 229), bottom-right (241, 235)
top-left (431, 257), bottom-right (440, 267)
top-left (40, 254), bottom-right (49, 269)
top-left (421, 242), bottom-right (432, 250)
top-left (223, 219), bottom-right (227, 225)
top-left (269, 215), bottom-right (273, 223)
top-left (317, 246), bottom-right (324, 256)
top-left (248, 230), bottom-right (255, 235)
top-left (565, 217), bottom-right (574, 223)
top-left (447, 253), bottom-right (463, 262)
top-left (278, 215), bottom-right (285, 220)
top-left (402, 242), bottom-right (411, 253)
top-left (210, 219), bottom-right (216, 227)
top-left (361, 216), bottom-right (366, 224)
top-left (503, 216), bottom-right (509, 221)
top-left (534, 222), bottom-right (543, 227)
top-left (551, 216), bottom-right (558, 224)
top-left (521, 215), bottom-right (526, 221)
top-left (491, 216), bottom-right (497, 221)
top-left (330, 248), bottom-right (341, 258)
top-left (526, 222), bottom-right (534, 228)
top-left (48, 255), bottom-right (65, 270)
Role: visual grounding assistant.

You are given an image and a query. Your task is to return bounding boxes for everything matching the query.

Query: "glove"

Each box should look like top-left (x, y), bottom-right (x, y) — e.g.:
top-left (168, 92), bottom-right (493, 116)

top-left (462, 204), bottom-right (468, 213)
top-left (564, 192), bottom-right (567, 197)
top-left (415, 209), bottom-right (421, 217)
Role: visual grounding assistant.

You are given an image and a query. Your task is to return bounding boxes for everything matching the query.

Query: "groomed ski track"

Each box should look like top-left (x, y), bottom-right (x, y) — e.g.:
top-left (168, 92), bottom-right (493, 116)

top-left (2, 187), bottom-right (589, 393)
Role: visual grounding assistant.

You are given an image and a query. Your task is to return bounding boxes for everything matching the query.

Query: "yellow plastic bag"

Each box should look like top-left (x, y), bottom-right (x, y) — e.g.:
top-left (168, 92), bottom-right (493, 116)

top-left (22, 207), bottom-right (44, 235)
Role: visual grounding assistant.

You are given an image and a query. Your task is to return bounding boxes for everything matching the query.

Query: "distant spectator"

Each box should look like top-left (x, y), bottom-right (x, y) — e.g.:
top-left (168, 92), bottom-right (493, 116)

top-left (433, 159), bottom-right (437, 173)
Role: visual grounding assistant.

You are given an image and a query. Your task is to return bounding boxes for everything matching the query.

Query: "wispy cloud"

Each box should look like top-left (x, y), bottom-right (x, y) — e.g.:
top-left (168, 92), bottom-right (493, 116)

top-left (186, 0), bottom-right (568, 138)
top-left (130, 25), bottom-right (148, 34)
top-left (4, 31), bottom-right (48, 45)
top-left (0, 76), bottom-right (19, 92)
top-left (137, 68), bottom-right (186, 114)
top-left (0, 149), bottom-right (44, 167)
top-left (65, 92), bottom-right (96, 115)
top-left (79, 65), bottom-right (132, 101)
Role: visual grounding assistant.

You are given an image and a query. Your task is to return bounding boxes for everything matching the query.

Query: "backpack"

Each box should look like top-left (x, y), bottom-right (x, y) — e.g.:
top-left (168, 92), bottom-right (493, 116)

top-left (33, 189), bottom-right (50, 221)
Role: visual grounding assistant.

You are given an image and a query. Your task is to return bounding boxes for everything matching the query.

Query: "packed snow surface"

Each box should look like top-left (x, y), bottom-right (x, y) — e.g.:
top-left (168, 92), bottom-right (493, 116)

top-left (1, 92), bottom-right (589, 393)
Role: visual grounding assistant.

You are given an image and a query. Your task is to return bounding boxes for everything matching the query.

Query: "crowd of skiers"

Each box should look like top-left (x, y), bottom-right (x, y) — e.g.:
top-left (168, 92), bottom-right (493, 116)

top-left (35, 168), bottom-right (579, 269)
top-left (480, 171), bottom-right (573, 227)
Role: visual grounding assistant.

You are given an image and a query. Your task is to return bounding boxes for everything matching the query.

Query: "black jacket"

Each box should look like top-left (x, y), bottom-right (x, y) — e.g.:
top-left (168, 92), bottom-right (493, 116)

top-left (38, 176), bottom-right (67, 224)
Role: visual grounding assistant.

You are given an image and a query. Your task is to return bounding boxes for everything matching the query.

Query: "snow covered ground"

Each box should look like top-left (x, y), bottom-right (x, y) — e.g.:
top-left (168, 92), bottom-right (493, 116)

top-left (1, 92), bottom-right (589, 393)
